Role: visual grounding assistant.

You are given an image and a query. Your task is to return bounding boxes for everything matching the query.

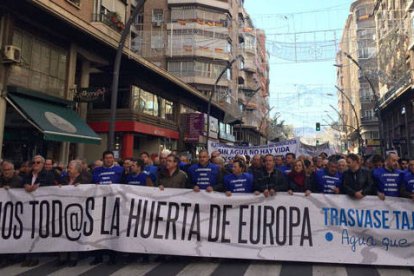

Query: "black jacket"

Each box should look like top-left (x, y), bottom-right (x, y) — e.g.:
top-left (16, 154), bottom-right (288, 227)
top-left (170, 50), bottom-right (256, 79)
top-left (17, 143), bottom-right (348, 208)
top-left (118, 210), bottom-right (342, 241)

top-left (0, 174), bottom-right (23, 188)
top-left (253, 168), bottom-right (289, 192)
top-left (23, 169), bottom-right (55, 187)
top-left (288, 173), bottom-right (312, 192)
top-left (341, 168), bottom-right (375, 197)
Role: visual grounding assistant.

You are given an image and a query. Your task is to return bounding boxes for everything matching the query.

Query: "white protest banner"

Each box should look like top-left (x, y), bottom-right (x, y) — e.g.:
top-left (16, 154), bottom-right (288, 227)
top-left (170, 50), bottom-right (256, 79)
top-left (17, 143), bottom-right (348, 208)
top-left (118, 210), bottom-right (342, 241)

top-left (0, 185), bottom-right (413, 266)
top-left (297, 140), bottom-right (336, 157)
top-left (208, 139), bottom-right (299, 162)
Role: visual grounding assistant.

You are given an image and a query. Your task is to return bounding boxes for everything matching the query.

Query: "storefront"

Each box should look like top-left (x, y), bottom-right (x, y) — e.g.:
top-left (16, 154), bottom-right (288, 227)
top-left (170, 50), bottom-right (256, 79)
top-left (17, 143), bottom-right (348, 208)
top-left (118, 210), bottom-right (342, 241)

top-left (3, 87), bottom-right (100, 163)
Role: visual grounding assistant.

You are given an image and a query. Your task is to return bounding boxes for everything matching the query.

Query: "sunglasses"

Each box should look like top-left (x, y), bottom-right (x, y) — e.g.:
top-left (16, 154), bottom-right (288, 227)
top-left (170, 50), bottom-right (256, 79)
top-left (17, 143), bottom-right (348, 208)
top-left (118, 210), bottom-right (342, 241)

top-left (33, 161), bottom-right (43, 164)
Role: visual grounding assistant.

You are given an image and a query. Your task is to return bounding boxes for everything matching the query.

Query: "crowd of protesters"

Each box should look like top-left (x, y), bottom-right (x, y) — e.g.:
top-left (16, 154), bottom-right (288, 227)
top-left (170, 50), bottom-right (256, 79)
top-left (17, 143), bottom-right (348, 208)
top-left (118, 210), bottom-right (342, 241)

top-left (0, 149), bottom-right (413, 267)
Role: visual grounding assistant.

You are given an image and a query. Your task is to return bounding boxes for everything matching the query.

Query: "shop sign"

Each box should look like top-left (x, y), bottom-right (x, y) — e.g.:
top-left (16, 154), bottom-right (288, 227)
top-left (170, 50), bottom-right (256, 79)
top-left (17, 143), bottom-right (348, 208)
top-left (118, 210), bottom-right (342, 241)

top-left (74, 87), bottom-right (106, 102)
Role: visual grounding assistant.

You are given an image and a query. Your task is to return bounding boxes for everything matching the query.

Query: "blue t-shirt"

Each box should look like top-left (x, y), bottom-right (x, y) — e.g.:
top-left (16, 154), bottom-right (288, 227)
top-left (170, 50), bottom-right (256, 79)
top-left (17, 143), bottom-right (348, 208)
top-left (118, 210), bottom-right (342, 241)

top-left (372, 167), bottom-right (402, 197)
top-left (92, 165), bottom-right (124, 184)
top-left (125, 172), bottom-right (148, 186)
top-left (187, 163), bottom-right (219, 189)
top-left (402, 170), bottom-right (414, 193)
top-left (224, 173), bottom-right (253, 193)
top-left (314, 169), bottom-right (342, 194)
top-left (144, 165), bottom-right (158, 182)
top-left (277, 165), bottom-right (292, 176)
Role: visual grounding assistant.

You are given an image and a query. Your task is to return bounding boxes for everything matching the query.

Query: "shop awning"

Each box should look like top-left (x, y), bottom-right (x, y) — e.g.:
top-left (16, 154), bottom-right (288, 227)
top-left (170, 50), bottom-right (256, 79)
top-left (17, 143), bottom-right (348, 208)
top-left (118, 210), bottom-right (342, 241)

top-left (7, 94), bottom-right (101, 144)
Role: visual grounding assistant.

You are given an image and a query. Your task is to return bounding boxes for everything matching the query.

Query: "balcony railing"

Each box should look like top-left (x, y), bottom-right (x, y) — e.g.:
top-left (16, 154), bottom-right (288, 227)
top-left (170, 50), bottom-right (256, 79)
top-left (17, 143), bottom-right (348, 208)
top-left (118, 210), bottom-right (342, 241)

top-left (92, 12), bottom-right (125, 33)
top-left (361, 117), bottom-right (378, 123)
top-left (378, 71), bottom-right (411, 105)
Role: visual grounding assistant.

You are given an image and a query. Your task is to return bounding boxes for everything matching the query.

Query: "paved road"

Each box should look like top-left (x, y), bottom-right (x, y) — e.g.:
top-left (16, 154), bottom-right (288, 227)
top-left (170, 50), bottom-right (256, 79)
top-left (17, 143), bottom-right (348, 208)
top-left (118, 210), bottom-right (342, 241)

top-left (1, 256), bottom-right (413, 276)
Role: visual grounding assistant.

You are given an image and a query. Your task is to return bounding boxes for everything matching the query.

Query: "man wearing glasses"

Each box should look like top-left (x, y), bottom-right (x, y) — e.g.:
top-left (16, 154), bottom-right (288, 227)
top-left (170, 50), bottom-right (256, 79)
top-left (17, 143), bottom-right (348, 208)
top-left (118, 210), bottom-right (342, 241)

top-left (21, 155), bottom-right (54, 267)
top-left (23, 155), bottom-right (55, 193)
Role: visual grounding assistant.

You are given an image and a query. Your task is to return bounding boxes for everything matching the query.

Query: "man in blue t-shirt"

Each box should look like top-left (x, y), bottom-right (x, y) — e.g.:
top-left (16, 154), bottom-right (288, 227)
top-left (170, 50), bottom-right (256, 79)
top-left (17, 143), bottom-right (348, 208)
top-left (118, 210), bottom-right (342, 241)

top-left (278, 153), bottom-right (295, 176)
top-left (224, 160), bottom-right (253, 196)
top-left (90, 150), bottom-right (123, 265)
top-left (372, 152), bottom-right (402, 199)
top-left (313, 158), bottom-right (342, 194)
top-left (400, 159), bottom-right (414, 200)
top-left (187, 150), bottom-right (219, 192)
top-left (92, 151), bottom-right (124, 184)
top-left (140, 151), bottom-right (158, 182)
top-left (124, 159), bottom-right (152, 186)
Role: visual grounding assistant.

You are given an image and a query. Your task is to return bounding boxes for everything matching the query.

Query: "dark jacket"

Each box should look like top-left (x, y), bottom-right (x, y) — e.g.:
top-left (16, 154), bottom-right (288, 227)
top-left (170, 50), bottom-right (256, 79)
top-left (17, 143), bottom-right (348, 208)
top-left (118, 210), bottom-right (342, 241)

top-left (23, 169), bottom-right (55, 187)
top-left (253, 168), bottom-right (289, 192)
top-left (156, 168), bottom-right (188, 188)
top-left (288, 172), bottom-right (312, 192)
top-left (0, 174), bottom-right (23, 188)
top-left (341, 168), bottom-right (375, 197)
top-left (213, 167), bottom-right (230, 192)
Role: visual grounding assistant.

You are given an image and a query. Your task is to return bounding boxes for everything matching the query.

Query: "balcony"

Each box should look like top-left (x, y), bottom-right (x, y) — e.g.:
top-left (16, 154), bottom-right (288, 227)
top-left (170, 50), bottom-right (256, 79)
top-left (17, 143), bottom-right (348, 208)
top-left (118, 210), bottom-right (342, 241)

top-left (361, 116), bottom-right (378, 124)
top-left (378, 71), bottom-right (411, 106)
top-left (360, 96), bottom-right (374, 104)
top-left (166, 45), bottom-right (230, 61)
top-left (166, 22), bottom-right (229, 35)
top-left (91, 12), bottom-right (124, 40)
top-left (241, 113), bottom-right (261, 128)
top-left (239, 84), bottom-right (258, 96)
top-left (245, 102), bottom-right (257, 110)
top-left (167, 0), bottom-right (229, 11)
top-left (172, 74), bottom-right (230, 87)
top-left (242, 58), bottom-right (257, 73)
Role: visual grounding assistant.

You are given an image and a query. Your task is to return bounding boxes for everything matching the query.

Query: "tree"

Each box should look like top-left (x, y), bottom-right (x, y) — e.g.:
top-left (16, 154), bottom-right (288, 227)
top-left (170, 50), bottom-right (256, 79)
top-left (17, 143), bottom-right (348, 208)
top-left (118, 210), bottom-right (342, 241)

top-left (267, 113), bottom-right (294, 142)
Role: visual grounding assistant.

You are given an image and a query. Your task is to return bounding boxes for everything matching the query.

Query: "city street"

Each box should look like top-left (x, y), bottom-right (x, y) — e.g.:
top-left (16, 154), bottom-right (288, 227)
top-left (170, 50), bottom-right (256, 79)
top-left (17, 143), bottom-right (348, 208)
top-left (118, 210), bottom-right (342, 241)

top-left (0, 256), bottom-right (412, 276)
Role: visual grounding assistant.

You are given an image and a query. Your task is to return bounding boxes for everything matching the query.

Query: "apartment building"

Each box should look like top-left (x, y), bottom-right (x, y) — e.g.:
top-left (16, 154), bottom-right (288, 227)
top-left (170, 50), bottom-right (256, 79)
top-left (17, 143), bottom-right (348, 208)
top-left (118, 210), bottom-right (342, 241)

top-left (337, 0), bottom-right (380, 154)
top-left (131, 0), bottom-right (270, 146)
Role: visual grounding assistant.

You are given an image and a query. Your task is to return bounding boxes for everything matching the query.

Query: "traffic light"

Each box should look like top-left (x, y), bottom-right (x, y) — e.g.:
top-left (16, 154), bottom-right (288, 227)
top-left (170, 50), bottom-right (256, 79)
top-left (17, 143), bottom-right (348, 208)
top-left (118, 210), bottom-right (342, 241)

top-left (316, 139), bottom-right (320, 146)
top-left (316, 122), bottom-right (321, 131)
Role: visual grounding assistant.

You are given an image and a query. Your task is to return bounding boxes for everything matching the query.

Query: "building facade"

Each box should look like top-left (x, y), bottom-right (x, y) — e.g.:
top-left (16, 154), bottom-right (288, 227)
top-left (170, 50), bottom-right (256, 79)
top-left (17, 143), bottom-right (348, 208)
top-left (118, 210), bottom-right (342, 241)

top-left (374, 0), bottom-right (414, 158)
top-left (131, 0), bottom-right (270, 146)
top-left (337, 0), bottom-right (380, 155)
top-left (0, 0), bottom-right (232, 163)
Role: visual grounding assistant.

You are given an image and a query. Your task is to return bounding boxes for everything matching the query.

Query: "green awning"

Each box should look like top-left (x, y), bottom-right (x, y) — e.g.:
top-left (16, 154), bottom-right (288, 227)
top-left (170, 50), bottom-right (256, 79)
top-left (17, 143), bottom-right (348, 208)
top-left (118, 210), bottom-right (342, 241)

top-left (7, 94), bottom-right (101, 144)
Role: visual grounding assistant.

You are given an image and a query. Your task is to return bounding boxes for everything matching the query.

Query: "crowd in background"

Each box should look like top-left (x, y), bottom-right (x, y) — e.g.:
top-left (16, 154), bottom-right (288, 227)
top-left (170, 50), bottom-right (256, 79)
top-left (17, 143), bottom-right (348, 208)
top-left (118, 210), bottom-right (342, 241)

top-left (0, 149), bottom-right (413, 267)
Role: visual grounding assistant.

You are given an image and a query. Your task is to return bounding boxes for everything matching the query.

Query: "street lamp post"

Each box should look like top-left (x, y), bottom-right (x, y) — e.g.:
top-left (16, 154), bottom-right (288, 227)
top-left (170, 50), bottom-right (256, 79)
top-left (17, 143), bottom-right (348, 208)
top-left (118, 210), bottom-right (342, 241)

top-left (206, 55), bottom-right (242, 146)
top-left (334, 85), bottom-right (362, 154)
top-left (328, 104), bottom-right (349, 152)
top-left (343, 52), bottom-right (384, 156)
top-left (107, 0), bottom-right (146, 151)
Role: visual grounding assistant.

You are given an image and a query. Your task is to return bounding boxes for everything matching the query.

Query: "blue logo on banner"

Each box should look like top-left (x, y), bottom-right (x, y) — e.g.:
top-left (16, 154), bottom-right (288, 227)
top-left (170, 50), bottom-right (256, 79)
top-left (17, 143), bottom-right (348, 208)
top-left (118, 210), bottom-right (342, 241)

top-left (325, 232), bottom-right (333, 242)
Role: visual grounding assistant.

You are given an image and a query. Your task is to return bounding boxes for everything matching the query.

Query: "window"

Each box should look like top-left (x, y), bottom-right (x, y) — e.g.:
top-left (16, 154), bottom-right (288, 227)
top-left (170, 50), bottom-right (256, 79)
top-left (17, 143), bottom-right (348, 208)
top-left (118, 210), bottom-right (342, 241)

top-left (364, 109), bottom-right (374, 119)
top-left (139, 89), bottom-right (157, 116)
top-left (356, 6), bottom-right (368, 20)
top-left (152, 9), bottom-right (164, 23)
top-left (226, 124), bottom-right (233, 134)
top-left (131, 86), bottom-right (140, 110)
top-left (10, 29), bottom-right (67, 98)
top-left (165, 100), bottom-right (174, 120)
top-left (220, 122), bottom-right (226, 134)
top-left (151, 33), bottom-right (163, 49)
top-left (66, 0), bottom-right (80, 7)
top-left (131, 86), bottom-right (174, 120)
top-left (358, 40), bottom-right (375, 58)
